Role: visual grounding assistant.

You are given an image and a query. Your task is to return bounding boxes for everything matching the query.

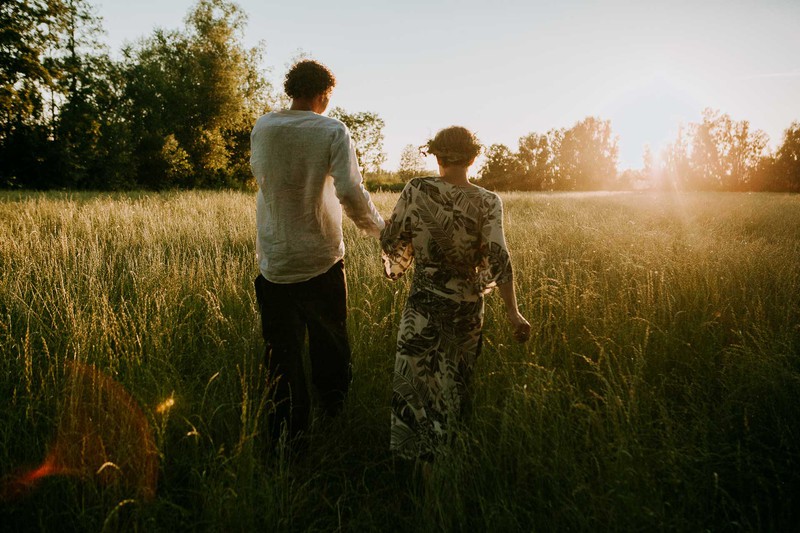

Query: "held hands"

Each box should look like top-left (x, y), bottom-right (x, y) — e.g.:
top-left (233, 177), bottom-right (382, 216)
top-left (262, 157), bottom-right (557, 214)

top-left (508, 310), bottom-right (532, 343)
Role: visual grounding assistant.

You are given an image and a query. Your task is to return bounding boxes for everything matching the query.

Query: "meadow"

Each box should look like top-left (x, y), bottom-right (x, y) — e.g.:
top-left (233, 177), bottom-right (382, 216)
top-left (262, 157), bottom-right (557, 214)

top-left (0, 189), bottom-right (799, 532)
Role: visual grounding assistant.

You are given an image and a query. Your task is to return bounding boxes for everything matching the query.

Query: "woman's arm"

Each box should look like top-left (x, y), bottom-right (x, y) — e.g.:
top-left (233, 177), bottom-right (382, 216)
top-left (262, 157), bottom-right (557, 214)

top-left (380, 181), bottom-right (415, 280)
top-left (480, 194), bottom-right (531, 343)
top-left (498, 279), bottom-right (531, 343)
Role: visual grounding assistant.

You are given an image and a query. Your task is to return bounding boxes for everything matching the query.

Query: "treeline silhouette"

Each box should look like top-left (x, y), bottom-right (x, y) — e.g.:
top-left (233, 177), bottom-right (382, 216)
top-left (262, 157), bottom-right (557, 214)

top-left (2, 0), bottom-right (270, 190)
top-left (3, 0), bottom-right (799, 192)
top-left (477, 111), bottom-right (800, 192)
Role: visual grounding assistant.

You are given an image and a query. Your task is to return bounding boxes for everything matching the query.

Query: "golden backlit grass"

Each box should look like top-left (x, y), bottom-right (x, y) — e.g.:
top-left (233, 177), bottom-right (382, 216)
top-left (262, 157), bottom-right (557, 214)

top-left (1, 190), bottom-right (799, 531)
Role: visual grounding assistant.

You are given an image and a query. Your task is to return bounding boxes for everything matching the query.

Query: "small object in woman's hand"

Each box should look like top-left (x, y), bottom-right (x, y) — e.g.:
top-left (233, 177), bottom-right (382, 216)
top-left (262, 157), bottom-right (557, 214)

top-left (514, 322), bottom-right (531, 343)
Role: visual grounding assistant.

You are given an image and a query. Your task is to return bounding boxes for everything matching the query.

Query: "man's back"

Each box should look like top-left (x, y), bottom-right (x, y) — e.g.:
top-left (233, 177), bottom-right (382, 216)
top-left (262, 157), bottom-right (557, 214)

top-left (251, 110), bottom-right (383, 283)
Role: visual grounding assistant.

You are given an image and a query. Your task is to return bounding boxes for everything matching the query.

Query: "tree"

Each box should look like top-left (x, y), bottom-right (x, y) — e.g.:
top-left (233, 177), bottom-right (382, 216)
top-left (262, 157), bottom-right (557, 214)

top-left (659, 124), bottom-right (691, 190)
top-left (1, 0), bottom-right (299, 190)
top-left (516, 129), bottom-right (562, 190)
top-left (1, 1), bottom-right (44, 122)
top-left (0, 0), bottom-right (61, 186)
top-left (0, 0), bottom-right (54, 137)
top-left (727, 120), bottom-right (768, 190)
top-left (0, 0), bottom-right (128, 189)
top-left (48, 0), bottom-right (124, 189)
top-left (397, 144), bottom-right (427, 180)
top-left (687, 108), bottom-right (769, 191)
top-left (557, 117), bottom-right (618, 190)
top-left (772, 121), bottom-right (800, 192)
top-left (477, 144), bottom-right (522, 190)
top-left (328, 107), bottom-right (386, 174)
top-left (121, 0), bottom-right (272, 189)
top-left (687, 109), bottom-right (724, 190)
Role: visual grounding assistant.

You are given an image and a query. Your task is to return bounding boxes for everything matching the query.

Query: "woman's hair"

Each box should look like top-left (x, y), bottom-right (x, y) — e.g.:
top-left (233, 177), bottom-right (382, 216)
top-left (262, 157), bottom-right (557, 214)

top-left (284, 60), bottom-right (336, 100)
top-left (422, 126), bottom-right (482, 167)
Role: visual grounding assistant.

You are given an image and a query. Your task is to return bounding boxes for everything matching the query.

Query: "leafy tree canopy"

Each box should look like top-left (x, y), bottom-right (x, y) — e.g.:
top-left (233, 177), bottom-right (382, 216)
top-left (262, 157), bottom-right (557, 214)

top-left (329, 107), bottom-right (386, 175)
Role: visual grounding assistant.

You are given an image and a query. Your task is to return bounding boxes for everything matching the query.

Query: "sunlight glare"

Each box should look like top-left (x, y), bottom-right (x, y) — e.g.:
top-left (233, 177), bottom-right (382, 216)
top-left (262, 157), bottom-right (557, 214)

top-left (156, 395), bottom-right (175, 414)
top-left (600, 71), bottom-right (703, 169)
top-left (1, 362), bottom-right (159, 501)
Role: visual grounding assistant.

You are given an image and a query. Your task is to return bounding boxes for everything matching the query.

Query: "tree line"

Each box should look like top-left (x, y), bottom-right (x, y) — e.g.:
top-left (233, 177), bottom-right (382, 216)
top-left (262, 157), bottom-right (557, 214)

top-left (1, 0), bottom-right (392, 191)
top-left (469, 111), bottom-right (800, 192)
top-left (653, 109), bottom-right (800, 192)
top-left (1, 0), bottom-right (264, 189)
top-left (2, 0), bottom-right (799, 192)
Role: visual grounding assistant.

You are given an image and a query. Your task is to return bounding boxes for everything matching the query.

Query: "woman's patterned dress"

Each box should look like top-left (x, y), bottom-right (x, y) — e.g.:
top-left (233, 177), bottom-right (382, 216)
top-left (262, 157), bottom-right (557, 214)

top-left (380, 176), bottom-right (513, 459)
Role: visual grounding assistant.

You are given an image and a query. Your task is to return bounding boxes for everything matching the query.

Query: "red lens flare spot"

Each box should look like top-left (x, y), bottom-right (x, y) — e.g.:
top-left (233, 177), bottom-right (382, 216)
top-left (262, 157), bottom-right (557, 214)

top-left (2, 361), bottom-right (159, 501)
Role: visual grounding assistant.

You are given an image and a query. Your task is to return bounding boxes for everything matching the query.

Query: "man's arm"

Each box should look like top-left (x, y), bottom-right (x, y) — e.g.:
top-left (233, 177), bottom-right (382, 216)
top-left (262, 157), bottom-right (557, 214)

top-left (250, 117), bottom-right (269, 194)
top-left (329, 126), bottom-right (385, 238)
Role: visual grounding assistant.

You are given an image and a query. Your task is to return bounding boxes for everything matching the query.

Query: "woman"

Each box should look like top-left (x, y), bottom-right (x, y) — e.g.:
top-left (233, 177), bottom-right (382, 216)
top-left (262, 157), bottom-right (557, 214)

top-left (381, 126), bottom-right (531, 460)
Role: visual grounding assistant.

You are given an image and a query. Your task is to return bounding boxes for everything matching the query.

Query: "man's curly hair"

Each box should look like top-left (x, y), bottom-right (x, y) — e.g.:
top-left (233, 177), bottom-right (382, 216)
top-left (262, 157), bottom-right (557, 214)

top-left (422, 126), bottom-right (482, 167)
top-left (284, 60), bottom-right (336, 100)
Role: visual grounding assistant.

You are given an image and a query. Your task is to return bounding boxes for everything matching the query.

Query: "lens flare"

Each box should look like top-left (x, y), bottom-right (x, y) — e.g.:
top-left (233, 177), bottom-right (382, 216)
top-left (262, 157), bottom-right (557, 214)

top-left (156, 396), bottom-right (175, 414)
top-left (2, 361), bottom-right (159, 501)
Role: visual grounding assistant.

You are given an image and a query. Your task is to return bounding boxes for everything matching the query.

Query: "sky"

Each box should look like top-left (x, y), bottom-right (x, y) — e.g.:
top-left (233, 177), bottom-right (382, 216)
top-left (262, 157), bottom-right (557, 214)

top-left (95, 0), bottom-right (800, 171)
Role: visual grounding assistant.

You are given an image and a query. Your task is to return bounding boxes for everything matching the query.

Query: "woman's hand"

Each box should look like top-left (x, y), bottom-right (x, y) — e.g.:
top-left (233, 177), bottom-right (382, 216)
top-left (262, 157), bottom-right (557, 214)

top-left (508, 310), bottom-right (531, 343)
top-left (497, 281), bottom-right (531, 343)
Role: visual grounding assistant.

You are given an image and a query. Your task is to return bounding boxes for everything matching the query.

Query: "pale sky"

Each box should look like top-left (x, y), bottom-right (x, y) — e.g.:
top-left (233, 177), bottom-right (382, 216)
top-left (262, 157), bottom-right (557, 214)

top-left (96, 0), bottom-right (800, 170)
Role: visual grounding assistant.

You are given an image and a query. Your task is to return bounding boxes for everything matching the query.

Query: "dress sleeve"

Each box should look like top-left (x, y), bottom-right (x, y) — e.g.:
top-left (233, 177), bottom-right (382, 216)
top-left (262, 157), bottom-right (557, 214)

top-left (478, 193), bottom-right (513, 291)
top-left (380, 181), bottom-right (415, 280)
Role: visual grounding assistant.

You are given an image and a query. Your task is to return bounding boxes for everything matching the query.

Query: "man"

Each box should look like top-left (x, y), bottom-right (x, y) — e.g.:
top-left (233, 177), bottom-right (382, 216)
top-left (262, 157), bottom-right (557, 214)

top-left (251, 60), bottom-right (384, 443)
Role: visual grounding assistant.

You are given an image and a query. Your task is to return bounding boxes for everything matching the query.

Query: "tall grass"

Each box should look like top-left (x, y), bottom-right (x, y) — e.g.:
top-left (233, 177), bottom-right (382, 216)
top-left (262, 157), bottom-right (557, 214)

top-left (1, 190), bottom-right (799, 531)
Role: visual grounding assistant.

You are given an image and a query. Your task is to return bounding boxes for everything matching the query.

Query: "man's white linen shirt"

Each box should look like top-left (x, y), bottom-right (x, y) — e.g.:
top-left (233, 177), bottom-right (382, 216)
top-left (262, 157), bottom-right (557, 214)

top-left (251, 110), bottom-right (385, 284)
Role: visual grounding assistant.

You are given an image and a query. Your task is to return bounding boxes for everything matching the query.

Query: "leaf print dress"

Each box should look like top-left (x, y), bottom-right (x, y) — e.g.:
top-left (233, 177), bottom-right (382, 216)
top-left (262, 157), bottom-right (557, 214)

top-left (380, 177), bottom-right (513, 459)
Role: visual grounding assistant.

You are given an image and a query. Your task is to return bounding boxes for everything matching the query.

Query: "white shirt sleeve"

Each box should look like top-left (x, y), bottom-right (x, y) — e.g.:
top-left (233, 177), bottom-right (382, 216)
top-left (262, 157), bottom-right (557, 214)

top-left (329, 125), bottom-right (385, 238)
top-left (250, 117), bottom-right (268, 192)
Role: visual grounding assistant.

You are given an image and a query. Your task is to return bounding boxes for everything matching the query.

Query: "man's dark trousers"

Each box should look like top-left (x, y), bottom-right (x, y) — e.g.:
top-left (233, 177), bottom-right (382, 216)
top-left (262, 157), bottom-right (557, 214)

top-left (254, 260), bottom-right (352, 442)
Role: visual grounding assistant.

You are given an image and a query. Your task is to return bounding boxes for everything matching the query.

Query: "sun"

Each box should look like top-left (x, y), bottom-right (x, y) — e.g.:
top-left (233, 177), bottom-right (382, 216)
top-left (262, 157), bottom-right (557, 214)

top-left (600, 72), bottom-right (704, 169)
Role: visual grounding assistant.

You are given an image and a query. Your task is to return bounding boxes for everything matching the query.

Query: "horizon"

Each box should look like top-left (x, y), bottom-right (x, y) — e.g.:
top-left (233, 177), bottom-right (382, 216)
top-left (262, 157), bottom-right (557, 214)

top-left (95, 0), bottom-right (800, 171)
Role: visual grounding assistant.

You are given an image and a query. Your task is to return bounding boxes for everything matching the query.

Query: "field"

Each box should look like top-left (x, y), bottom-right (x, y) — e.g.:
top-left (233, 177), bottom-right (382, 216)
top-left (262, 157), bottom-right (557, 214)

top-left (1, 190), bottom-right (799, 532)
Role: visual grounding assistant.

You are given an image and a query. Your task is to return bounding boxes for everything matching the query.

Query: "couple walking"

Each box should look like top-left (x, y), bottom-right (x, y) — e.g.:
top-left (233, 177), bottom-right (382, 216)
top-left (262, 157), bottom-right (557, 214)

top-left (251, 60), bottom-right (531, 461)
